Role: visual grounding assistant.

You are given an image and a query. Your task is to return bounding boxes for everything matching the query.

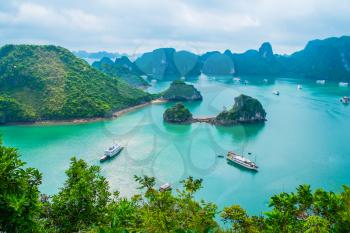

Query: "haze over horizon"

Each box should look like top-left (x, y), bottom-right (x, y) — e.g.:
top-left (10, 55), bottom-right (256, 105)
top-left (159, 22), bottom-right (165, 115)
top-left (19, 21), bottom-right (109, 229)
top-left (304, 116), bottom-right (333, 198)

top-left (0, 0), bottom-right (349, 55)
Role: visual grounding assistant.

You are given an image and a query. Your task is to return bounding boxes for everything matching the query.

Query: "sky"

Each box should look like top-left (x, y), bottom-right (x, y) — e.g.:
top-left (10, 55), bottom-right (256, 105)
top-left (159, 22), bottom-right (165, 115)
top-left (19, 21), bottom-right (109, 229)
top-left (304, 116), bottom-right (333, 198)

top-left (0, 0), bottom-right (349, 55)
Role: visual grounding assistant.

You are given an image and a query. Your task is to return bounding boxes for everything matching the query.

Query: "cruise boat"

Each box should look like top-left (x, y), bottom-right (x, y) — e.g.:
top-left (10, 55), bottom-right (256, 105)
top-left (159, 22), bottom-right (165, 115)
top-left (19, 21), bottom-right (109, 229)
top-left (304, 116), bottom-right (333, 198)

top-left (340, 96), bottom-right (349, 104)
top-left (100, 144), bottom-right (124, 162)
top-left (227, 151), bottom-right (258, 171)
top-left (316, 80), bottom-right (326, 85)
top-left (273, 90), bottom-right (280, 95)
top-left (339, 82), bottom-right (349, 87)
top-left (233, 77), bottom-right (241, 82)
top-left (159, 183), bottom-right (172, 192)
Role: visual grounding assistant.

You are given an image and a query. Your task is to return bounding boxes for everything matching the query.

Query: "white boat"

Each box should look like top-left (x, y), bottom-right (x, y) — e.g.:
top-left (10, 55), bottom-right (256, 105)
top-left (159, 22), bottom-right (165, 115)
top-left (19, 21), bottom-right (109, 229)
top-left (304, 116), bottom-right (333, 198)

top-left (316, 80), bottom-right (326, 85)
top-left (244, 80), bottom-right (249, 85)
top-left (180, 76), bottom-right (186, 80)
top-left (273, 90), bottom-right (280, 95)
top-left (100, 144), bottom-right (123, 162)
top-left (233, 77), bottom-right (241, 82)
top-left (151, 79), bottom-right (157, 83)
top-left (159, 183), bottom-right (172, 192)
top-left (263, 79), bottom-right (268, 83)
top-left (340, 96), bottom-right (349, 104)
top-left (297, 85), bottom-right (302, 90)
top-left (227, 151), bottom-right (258, 171)
top-left (339, 82), bottom-right (349, 87)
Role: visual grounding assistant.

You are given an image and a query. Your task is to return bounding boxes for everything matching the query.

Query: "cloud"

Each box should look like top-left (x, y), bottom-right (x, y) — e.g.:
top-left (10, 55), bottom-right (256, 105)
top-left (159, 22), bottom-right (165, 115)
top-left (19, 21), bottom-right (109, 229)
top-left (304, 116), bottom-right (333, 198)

top-left (0, 0), bottom-right (349, 54)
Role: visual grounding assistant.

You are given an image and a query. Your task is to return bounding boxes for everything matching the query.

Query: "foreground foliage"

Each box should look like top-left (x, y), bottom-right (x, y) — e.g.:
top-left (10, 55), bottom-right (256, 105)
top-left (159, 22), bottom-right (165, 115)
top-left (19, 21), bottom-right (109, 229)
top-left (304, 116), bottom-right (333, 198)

top-left (1, 141), bottom-right (350, 232)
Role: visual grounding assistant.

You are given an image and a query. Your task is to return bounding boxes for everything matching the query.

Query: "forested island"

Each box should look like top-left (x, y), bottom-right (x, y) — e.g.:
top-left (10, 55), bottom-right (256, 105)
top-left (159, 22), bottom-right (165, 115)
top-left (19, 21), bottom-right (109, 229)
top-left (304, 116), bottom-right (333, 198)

top-left (0, 45), bottom-right (152, 124)
top-left (163, 102), bottom-right (193, 123)
top-left (163, 94), bottom-right (266, 125)
top-left (214, 94), bottom-right (266, 125)
top-left (1, 141), bottom-right (349, 232)
top-left (161, 80), bottom-right (203, 101)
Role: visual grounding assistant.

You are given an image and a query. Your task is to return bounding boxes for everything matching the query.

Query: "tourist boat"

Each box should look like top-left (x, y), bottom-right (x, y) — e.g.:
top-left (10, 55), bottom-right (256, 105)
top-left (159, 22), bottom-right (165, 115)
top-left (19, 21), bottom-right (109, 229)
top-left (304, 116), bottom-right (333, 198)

top-left (227, 151), bottom-right (258, 171)
top-left (273, 90), bottom-right (280, 95)
top-left (340, 96), bottom-right (349, 104)
top-left (159, 183), bottom-right (172, 192)
top-left (297, 85), bottom-right (302, 90)
top-left (100, 144), bottom-right (124, 162)
top-left (339, 82), bottom-right (349, 87)
top-left (316, 80), bottom-right (326, 85)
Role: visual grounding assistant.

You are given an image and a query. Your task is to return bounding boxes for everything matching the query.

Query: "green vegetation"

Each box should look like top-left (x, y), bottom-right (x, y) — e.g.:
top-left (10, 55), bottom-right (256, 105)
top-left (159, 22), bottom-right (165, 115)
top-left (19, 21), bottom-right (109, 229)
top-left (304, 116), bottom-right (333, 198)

top-left (215, 94), bottom-right (266, 125)
top-left (163, 102), bottom-right (193, 123)
top-left (92, 56), bottom-right (150, 88)
top-left (162, 80), bottom-right (202, 101)
top-left (1, 140), bottom-right (350, 232)
top-left (0, 45), bottom-right (152, 124)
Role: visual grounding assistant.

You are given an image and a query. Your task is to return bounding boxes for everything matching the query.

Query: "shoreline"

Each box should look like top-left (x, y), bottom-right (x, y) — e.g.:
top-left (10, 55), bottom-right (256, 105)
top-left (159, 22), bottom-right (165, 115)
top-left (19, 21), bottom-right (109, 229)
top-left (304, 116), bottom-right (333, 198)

top-left (2, 99), bottom-right (168, 127)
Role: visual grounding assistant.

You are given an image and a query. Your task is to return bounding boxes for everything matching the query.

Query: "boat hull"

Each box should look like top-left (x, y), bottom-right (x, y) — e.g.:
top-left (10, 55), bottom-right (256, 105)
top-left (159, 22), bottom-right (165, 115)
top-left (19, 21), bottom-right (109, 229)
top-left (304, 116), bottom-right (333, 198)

top-left (100, 147), bottom-right (124, 162)
top-left (227, 158), bottom-right (258, 171)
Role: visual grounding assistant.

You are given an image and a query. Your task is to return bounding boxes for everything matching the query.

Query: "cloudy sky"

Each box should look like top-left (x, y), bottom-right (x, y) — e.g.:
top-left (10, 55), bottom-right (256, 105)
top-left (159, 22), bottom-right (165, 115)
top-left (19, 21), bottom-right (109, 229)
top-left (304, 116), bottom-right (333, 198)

top-left (0, 0), bottom-right (349, 55)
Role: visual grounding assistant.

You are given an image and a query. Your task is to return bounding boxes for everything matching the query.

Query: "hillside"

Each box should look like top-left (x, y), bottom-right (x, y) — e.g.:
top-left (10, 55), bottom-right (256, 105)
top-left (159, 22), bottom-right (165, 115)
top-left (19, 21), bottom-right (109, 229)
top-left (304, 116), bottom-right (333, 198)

top-left (92, 56), bottom-right (150, 88)
top-left (0, 45), bottom-right (152, 124)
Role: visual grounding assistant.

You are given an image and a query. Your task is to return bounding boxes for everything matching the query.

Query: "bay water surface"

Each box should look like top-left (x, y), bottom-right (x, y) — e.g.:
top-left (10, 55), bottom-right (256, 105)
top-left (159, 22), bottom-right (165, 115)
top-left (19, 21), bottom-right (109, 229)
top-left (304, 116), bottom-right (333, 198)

top-left (1, 76), bottom-right (350, 215)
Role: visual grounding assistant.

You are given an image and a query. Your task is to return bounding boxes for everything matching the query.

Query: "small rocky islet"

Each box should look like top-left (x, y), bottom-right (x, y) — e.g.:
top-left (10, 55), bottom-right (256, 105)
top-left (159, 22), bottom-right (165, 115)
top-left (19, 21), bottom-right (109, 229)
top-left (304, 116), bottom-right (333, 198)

top-left (161, 80), bottom-right (202, 101)
top-left (163, 102), bottom-right (193, 123)
top-left (163, 94), bottom-right (266, 125)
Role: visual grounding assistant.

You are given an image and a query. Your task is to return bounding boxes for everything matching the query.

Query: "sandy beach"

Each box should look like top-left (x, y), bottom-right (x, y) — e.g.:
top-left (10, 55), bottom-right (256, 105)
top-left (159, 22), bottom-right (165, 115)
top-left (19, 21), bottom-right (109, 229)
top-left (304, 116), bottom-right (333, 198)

top-left (5, 99), bottom-right (168, 126)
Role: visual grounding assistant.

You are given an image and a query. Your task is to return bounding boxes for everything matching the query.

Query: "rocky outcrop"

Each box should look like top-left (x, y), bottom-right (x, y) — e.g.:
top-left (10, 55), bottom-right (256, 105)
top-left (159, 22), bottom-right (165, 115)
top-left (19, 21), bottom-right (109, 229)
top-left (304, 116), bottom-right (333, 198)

top-left (162, 80), bottom-right (202, 101)
top-left (214, 95), bottom-right (266, 125)
top-left (163, 102), bottom-right (193, 123)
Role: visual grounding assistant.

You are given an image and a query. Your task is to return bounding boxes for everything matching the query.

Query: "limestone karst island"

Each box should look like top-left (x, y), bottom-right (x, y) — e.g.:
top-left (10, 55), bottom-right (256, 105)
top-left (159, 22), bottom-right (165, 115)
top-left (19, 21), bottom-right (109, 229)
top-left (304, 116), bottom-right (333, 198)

top-left (1, 1), bottom-right (350, 232)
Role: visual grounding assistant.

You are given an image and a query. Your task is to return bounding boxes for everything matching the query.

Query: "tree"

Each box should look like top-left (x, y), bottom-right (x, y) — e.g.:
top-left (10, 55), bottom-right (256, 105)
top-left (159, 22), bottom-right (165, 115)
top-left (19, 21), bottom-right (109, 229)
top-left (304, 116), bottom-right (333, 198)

top-left (48, 157), bottom-right (111, 232)
top-left (221, 205), bottom-right (261, 233)
top-left (0, 138), bottom-right (43, 232)
top-left (303, 216), bottom-right (330, 233)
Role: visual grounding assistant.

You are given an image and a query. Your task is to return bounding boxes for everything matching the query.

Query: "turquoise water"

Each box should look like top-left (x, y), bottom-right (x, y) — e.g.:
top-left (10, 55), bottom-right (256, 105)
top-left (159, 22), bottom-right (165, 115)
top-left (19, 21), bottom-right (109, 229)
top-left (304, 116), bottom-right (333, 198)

top-left (1, 76), bottom-right (350, 215)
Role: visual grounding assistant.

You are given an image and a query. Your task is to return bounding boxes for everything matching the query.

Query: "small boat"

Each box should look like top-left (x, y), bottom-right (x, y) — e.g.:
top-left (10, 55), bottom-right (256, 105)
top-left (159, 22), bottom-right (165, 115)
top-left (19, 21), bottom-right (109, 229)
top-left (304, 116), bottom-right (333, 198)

top-left (217, 154), bottom-right (224, 158)
top-left (339, 82), bottom-right (349, 87)
top-left (100, 144), bottom-right (124, 162)
top-left (180, 76), bottom-right (186, 80)
top-left (340, 96), bottom-right (349, 104)
top-left (273, 90), bottom-right (280, 95)
top-left (263, 79), bottom-right (268, 83)
top-left (297, 85), bottom-right (302, 90)
top-left (159, 183), bottom-right (172, 192)
top-left (244, 80), bottom-right (249, 85)
top-left (227, 151), bottom-right (258, 171)
top-left (316, 80), bottom-right (326, 85)
top-left (233, 77), bottom-right (241, 82)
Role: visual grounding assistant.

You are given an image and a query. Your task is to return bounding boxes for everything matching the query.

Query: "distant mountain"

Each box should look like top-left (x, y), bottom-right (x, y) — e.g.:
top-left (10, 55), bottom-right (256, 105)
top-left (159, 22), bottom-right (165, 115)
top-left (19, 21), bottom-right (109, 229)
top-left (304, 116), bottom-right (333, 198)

top-left (73, 50), bottom-right (124, 60)
top-left (132, 36), bottom-right (350, 80)
top-left (92, 56), bottom-right (149, 88)
top-left (285, 36), bottom-right (350, 80)
top-left (0, 45), bottom-right (151, 124)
